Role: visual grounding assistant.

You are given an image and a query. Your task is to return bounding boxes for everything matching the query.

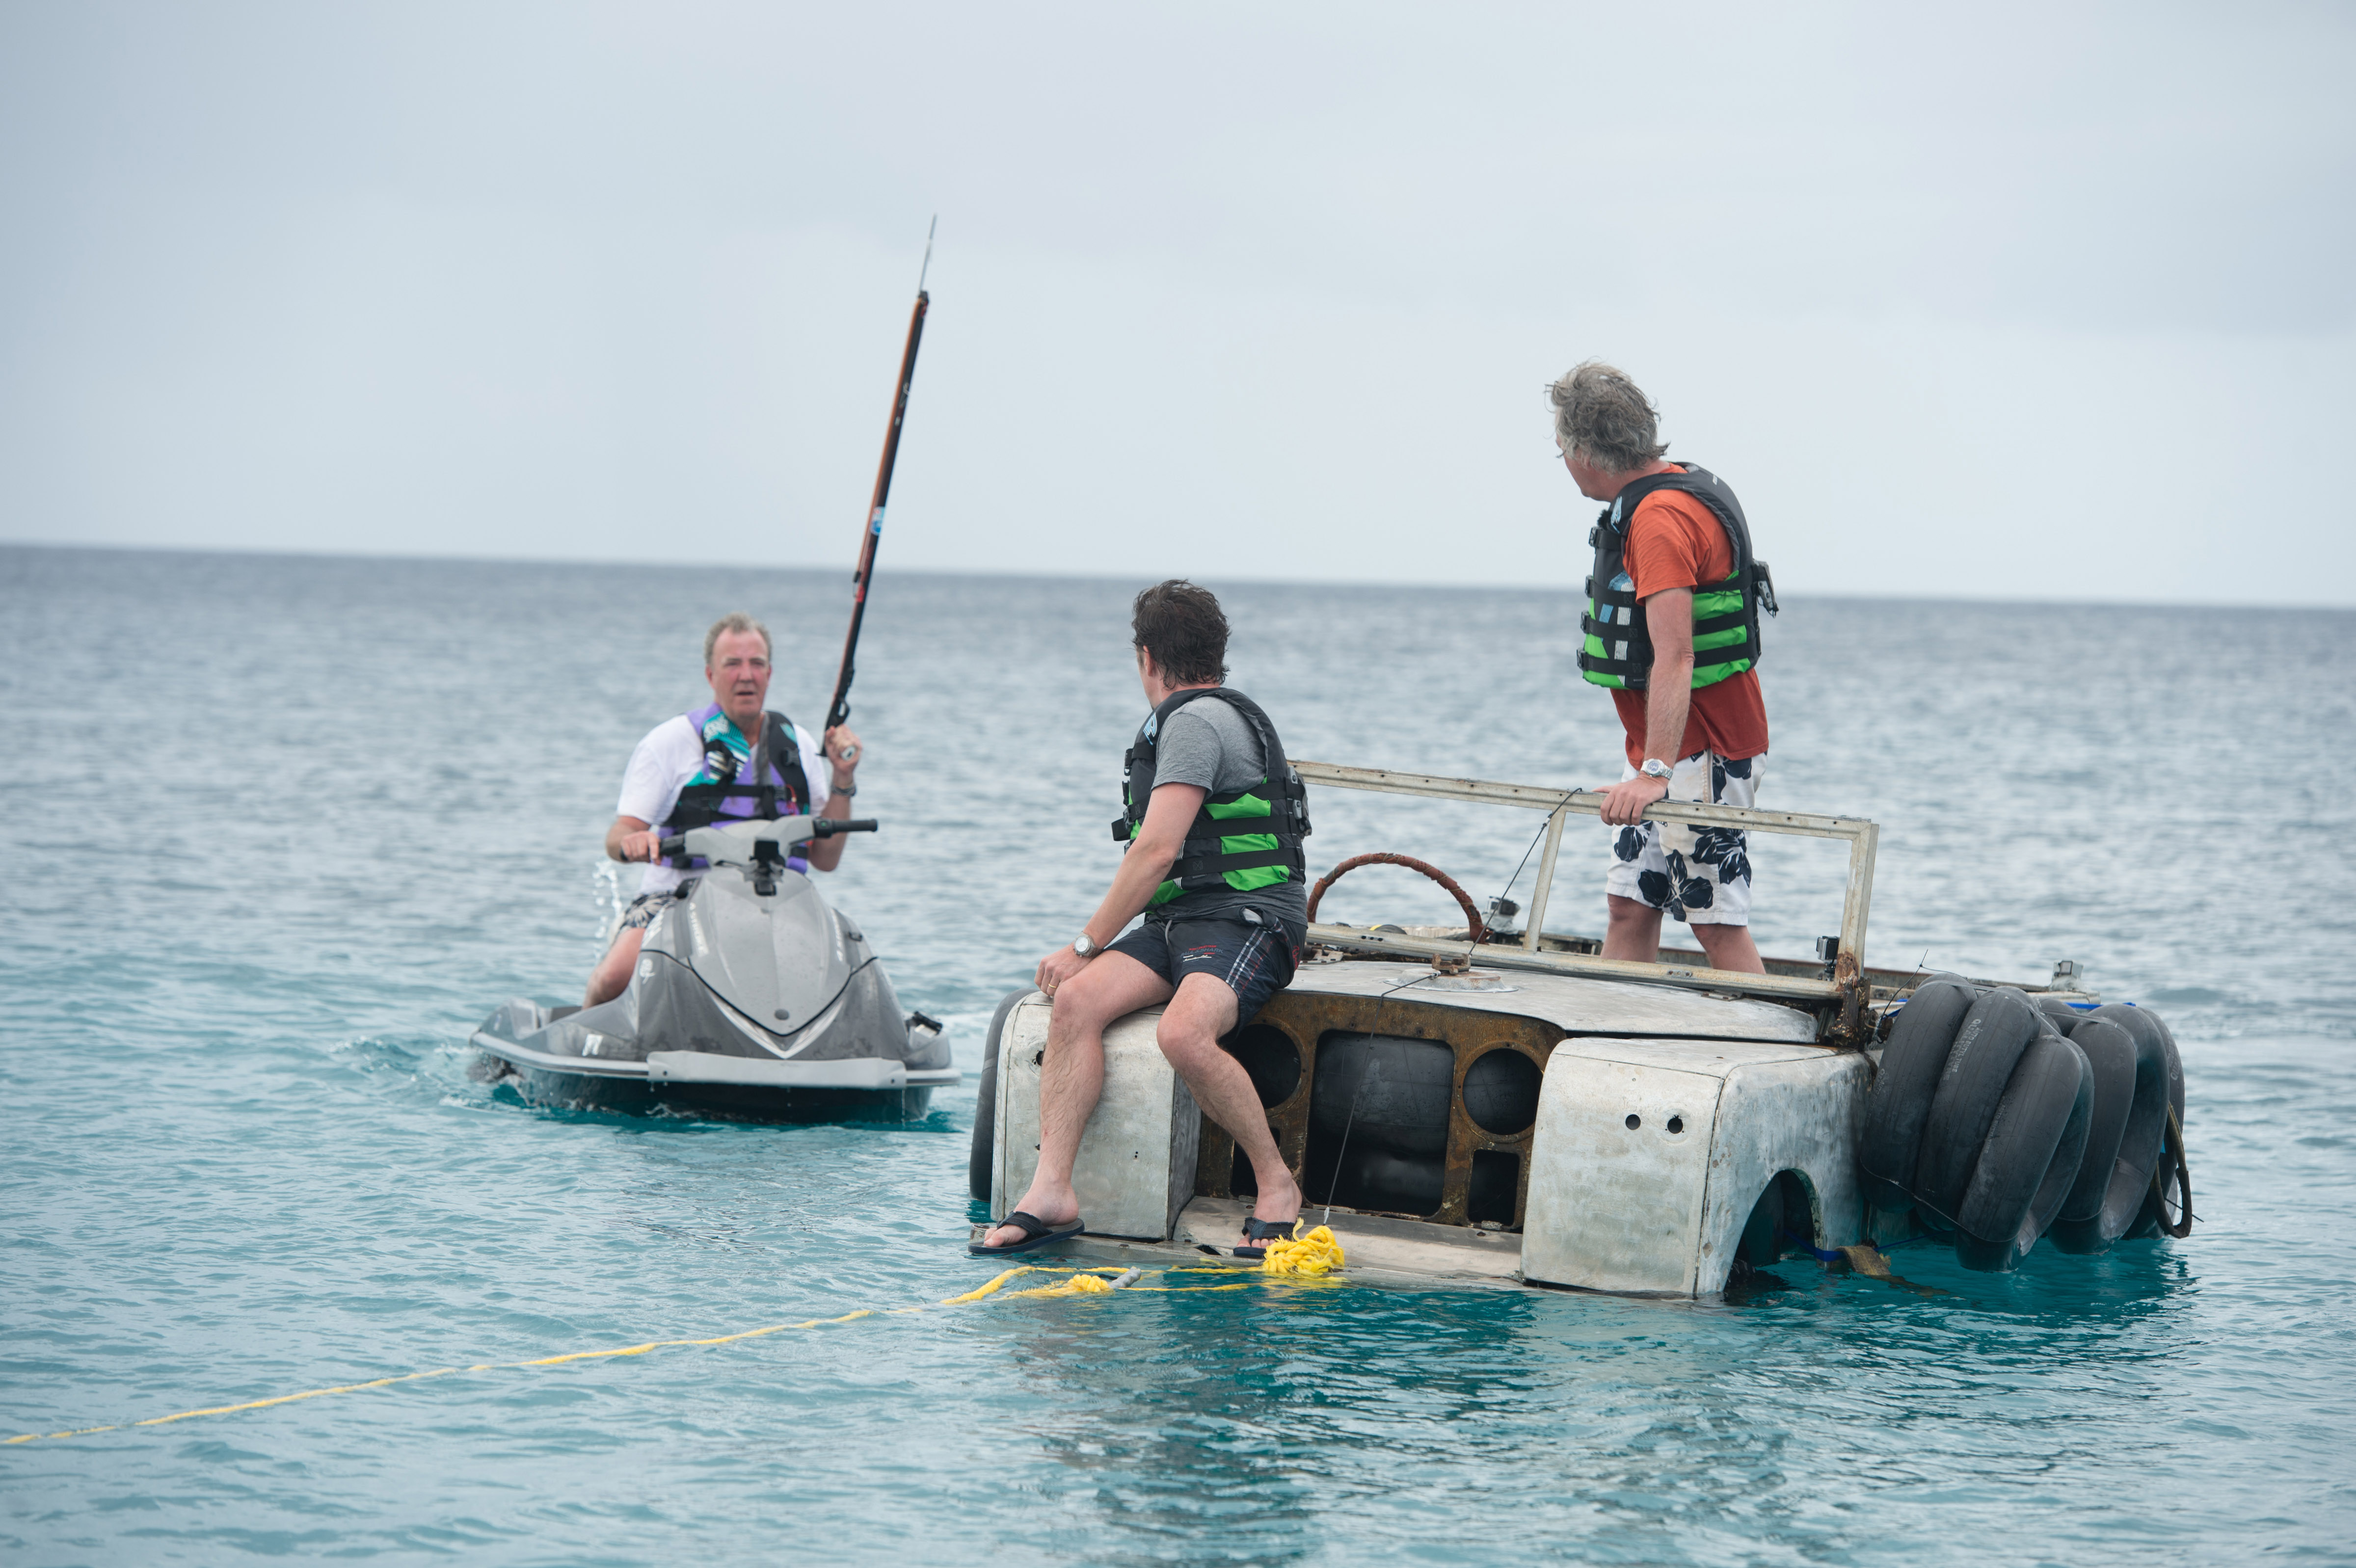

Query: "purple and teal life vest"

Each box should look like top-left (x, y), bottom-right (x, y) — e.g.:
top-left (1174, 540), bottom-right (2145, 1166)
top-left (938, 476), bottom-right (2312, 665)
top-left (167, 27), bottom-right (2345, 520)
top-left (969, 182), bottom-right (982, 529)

top-left (660, 704), bottom-right (814, 873)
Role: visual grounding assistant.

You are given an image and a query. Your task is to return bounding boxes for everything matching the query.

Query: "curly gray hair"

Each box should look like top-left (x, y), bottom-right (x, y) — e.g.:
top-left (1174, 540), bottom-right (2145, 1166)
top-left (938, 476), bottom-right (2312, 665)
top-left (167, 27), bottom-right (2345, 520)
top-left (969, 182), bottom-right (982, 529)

top-left (1548, 360), bottom-right (1667, 473)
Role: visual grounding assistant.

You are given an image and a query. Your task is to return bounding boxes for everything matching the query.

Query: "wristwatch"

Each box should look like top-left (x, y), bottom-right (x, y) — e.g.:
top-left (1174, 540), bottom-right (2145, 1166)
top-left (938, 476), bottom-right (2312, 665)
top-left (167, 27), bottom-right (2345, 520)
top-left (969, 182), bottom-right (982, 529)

top-left (830, 777), bottom-right (857, 797)
top-left (1072, 931), bottom-right (1102, 959)
top-left (1639, 758), bottom-right (1675, 783)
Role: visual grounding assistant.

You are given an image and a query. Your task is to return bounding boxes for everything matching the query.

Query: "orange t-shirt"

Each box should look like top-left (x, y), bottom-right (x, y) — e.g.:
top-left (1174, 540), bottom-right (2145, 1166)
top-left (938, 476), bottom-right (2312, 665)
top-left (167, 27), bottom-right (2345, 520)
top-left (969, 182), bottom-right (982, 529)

top-left (1606, 468), bottom-right (1770, 769)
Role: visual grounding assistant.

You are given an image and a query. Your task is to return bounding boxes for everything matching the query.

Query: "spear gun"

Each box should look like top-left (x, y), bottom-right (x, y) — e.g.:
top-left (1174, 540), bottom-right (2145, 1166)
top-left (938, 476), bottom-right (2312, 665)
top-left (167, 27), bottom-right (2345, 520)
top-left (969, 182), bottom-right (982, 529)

top-left (823, 223), bottom-right (933, 764)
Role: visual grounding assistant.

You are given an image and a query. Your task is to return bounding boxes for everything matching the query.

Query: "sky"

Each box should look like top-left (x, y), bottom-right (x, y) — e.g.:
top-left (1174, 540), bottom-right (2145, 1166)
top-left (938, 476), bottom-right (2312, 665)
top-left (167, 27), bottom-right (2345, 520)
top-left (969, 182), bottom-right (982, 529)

top-left (1, 2), bottom-right (2350, 602)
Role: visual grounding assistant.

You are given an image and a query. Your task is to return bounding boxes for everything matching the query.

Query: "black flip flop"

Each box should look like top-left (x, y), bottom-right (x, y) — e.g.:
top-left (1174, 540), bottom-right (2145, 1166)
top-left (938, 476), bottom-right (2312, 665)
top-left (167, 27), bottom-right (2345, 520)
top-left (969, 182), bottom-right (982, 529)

top-left (970, 1210), bottom-right (1085, 1256)
top-left (1233, 1215), bottom-right (1301, 1261)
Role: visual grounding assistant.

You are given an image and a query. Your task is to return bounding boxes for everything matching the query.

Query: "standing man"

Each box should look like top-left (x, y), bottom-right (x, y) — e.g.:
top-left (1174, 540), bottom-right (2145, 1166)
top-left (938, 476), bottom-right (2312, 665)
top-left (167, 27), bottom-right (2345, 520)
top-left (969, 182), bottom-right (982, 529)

top-left (975, 580), bottom-right (1314, 1260)
top-left (584, 612), bottom-right (863, 1006)
top-left (1551, 361), bottom-right (1774, 974)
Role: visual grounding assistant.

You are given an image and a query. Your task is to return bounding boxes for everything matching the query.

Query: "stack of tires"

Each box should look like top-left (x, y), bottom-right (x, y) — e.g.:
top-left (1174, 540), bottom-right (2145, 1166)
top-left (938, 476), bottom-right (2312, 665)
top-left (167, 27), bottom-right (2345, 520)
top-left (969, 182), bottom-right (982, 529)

top-left (1858, 978), bottom-right (2187, 1272)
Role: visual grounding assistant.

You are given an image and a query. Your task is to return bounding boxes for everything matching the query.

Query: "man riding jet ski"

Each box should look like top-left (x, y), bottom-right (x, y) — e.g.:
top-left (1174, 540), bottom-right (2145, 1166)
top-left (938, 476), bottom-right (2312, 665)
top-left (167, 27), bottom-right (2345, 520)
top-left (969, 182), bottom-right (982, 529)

top-left (471, 612), bottom-right (955, 1119)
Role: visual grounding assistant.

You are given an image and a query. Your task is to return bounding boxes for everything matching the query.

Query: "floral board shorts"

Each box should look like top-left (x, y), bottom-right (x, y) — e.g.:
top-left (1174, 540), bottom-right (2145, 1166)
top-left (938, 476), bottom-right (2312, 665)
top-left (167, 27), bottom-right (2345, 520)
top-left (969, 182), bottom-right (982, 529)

top-left (1604, 750), bottom-right (1764, 926)
top-left (617, 878), bottom-right (699, 931)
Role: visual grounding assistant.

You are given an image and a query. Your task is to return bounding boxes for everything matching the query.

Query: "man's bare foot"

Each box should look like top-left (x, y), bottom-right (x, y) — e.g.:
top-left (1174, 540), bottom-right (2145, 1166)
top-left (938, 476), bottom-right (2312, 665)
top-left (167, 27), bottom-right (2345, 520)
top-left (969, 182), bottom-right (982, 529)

top-left (1250, 1170), bottom-right (1305, 1230)
top-left (981, 1186), bottom-right (1079, 1251)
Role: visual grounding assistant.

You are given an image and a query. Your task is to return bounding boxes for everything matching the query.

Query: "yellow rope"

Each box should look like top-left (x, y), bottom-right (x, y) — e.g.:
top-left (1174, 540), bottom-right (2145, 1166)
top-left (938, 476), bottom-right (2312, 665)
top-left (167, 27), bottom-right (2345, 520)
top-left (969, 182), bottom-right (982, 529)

top-left (1260, 1224), bottom-right (1347, 1277)
top-left (2, 1257), bottom-right (1309, 1446)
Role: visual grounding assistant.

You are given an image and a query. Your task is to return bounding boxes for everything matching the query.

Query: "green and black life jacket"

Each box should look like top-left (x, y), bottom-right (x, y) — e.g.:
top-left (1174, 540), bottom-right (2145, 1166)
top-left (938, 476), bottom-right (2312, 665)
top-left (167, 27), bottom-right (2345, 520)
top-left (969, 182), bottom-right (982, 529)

top-left (1110, 686), bottom-right (1312, 908)
top-left (1578, 463), bottom-right (1778, 691)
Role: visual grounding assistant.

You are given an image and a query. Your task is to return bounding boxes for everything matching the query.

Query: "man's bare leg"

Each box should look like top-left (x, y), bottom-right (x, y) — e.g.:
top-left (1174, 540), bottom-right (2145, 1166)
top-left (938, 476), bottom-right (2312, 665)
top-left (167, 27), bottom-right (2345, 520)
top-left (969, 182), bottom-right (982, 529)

top-left (1691, 921), bottom-right (1765, 974)
top-left (981, 952), bottom-right (1172, 1249)
top-left (1602, 895), bottom-right (1664, 963)
top-left (1154, 973), bottom-right (1303, 1228)
top-left (585, 927), bottom-right (646, 1007)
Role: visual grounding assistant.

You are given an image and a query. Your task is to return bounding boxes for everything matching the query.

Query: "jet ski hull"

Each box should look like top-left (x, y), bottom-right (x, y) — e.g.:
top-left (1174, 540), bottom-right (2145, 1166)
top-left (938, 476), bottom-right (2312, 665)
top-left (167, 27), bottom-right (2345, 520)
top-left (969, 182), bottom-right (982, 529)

top-left (470, 856), bottom-right (956, 1124)
top-left (471, 1040), bottom-right (946, 1122)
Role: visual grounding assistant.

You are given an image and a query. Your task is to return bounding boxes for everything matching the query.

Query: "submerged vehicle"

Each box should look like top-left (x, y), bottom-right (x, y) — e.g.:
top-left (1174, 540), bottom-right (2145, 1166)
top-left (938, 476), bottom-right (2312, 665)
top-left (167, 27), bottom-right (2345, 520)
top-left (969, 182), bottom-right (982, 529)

top-left (475, 814), bottom-right (957, 1120)
top-left (972, 762), bottom-right (2190, 1295)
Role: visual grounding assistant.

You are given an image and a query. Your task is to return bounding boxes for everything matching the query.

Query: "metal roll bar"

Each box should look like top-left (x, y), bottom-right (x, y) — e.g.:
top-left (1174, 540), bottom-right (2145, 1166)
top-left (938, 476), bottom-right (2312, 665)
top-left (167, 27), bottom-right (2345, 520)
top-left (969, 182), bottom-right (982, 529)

top-left (1290, 761), bottom-right (1882, 1040)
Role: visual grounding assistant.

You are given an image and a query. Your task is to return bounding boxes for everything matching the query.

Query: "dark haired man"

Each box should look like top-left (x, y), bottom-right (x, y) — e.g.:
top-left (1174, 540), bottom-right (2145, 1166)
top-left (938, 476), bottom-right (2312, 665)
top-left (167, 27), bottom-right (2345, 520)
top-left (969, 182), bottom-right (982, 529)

top-left (975, 580), bottom-right (1314, 1259)
top-left (1549, 361), bottom-right (1772, 975)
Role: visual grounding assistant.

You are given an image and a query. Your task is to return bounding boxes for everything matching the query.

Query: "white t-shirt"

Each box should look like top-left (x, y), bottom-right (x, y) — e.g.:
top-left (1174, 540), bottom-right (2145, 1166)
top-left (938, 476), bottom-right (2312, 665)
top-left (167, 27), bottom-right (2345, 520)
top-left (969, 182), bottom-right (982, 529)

top-left (617, 714), bottom-right (834, 896)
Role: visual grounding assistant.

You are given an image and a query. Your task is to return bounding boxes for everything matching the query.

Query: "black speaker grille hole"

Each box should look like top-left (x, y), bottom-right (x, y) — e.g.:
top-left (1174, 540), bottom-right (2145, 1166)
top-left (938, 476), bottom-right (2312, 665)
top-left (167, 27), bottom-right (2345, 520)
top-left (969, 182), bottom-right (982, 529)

top-left (1463, 1049), bottom-right (1541, 1135)
top-left (1470, 1150), bottom-right (1521, 1226)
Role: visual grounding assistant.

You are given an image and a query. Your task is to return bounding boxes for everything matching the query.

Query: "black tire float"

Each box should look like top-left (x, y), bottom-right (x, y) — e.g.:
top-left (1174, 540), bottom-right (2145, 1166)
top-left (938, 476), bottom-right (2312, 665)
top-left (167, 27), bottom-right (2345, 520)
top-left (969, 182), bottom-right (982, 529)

top-left (1952, 1025), bottom-right (2093, 1272)
top-left (968, 987), bottom-right (1031, 1202)
top-left (1858, 982), bottom-right (2190, 1273)
top-left (2053, 1004), bottom-right (2182, 1249)
top-left (2044, 1014), bottom-right (2142, 1254)
top-left (2108, 1005), bottom-right (2187, 1241)
top-left (1857, 976), bottom-right (1978, 1213)
top-left (1912, 987), bottom-right (2045, 1236)
top-left (2035, 995), bottom-right (2091, 1035)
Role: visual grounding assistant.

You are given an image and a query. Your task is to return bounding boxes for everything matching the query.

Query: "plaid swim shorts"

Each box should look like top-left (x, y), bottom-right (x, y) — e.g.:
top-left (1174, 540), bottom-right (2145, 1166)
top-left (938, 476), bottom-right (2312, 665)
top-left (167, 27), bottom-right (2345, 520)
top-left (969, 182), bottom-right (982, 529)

top-left (1105, 911), bottom-right (1300, 1027)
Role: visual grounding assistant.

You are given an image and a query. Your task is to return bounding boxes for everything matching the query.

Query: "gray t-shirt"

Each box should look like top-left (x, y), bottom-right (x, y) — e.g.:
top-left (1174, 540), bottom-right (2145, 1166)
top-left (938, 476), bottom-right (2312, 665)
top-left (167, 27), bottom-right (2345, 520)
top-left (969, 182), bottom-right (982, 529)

top-left (1147, 696), bottom-right (1309, 936)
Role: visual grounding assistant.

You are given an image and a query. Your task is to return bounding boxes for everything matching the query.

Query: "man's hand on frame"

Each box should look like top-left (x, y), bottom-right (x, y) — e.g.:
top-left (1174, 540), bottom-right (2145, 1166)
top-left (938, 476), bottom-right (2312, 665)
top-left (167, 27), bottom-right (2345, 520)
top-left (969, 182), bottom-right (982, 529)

top-left (1599, 772), bottom-right (1670, 826)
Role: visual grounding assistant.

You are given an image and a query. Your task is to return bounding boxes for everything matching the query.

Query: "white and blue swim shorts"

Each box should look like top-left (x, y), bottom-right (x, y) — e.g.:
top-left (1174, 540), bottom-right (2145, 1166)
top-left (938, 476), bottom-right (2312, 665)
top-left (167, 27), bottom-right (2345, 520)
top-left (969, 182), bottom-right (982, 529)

top-left (1603, 749), bottom-right (1765, 926)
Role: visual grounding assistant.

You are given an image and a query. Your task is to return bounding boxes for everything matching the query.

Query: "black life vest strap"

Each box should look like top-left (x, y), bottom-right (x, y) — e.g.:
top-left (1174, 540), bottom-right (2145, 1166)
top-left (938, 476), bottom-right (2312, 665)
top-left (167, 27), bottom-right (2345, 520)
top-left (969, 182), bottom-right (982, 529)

top-left (1170, 845), bottom-right (1299, 880)
top-left (661, 711), bottom-right (813, 840)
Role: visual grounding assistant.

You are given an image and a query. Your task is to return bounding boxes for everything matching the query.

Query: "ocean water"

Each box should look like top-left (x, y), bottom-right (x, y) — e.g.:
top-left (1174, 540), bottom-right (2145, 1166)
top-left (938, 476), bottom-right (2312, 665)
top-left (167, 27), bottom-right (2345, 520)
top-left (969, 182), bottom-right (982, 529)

top-left (2, 544), bottom-right (2351, 1565)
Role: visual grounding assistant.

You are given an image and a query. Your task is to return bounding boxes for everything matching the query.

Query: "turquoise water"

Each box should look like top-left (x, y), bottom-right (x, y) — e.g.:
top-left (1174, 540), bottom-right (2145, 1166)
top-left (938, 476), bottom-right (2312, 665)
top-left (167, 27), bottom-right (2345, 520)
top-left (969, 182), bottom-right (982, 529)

top-left (3, 546), bottom-right (2352, 1564)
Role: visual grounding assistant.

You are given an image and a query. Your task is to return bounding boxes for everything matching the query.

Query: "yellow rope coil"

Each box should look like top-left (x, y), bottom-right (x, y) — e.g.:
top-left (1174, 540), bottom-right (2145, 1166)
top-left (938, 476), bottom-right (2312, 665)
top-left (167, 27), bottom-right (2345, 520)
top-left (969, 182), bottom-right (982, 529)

top-left (1260, 1224), bottom-right (1346, 1277)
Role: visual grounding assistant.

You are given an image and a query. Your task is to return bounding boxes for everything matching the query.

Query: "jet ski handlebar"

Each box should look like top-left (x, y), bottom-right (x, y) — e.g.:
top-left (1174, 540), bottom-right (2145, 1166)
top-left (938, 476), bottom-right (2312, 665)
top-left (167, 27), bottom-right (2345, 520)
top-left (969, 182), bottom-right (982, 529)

top-left (657, 817), bottom-right (879, 864)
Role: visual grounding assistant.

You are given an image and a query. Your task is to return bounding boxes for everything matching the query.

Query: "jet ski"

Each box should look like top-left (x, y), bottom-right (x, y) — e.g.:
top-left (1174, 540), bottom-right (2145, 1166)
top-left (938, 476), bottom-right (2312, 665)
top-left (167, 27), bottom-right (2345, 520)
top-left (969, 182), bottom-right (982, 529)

top-left (472, 814), bottom-right (957, 1120)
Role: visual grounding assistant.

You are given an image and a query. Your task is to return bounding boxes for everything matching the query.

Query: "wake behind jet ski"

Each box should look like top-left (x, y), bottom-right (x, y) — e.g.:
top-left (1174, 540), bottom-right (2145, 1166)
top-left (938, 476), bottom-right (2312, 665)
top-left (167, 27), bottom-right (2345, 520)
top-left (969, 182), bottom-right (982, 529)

top-left (474, 814), bottom-right (957, 1119)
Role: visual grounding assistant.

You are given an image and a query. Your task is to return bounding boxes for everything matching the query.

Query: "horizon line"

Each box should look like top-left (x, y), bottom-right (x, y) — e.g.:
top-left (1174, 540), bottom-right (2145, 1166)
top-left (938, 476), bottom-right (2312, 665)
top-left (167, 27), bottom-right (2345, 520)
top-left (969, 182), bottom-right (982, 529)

top-left (3, 536), bottom-right (2348, 614)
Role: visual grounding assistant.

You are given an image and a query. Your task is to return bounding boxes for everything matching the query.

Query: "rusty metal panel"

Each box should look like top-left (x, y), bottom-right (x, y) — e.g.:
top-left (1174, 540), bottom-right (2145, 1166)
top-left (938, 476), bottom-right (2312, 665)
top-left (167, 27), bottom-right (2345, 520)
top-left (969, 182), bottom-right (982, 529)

top-left (1193, 986), bottom-right (1562, 1230)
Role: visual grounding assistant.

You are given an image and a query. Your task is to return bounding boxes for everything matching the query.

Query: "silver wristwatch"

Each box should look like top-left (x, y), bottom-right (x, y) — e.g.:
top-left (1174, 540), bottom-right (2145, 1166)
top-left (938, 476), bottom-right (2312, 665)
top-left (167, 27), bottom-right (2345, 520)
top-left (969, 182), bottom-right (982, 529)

top-left (1072, 931), bottom-right (1102, 958)
top-left (1639, 758), bottom-right (1675, 783)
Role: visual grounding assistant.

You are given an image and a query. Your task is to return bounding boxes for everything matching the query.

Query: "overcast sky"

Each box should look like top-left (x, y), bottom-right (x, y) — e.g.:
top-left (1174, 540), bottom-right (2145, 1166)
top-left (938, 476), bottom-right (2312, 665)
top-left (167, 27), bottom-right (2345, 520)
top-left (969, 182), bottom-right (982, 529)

top-left (2, 2), bottom-right (2350, 602)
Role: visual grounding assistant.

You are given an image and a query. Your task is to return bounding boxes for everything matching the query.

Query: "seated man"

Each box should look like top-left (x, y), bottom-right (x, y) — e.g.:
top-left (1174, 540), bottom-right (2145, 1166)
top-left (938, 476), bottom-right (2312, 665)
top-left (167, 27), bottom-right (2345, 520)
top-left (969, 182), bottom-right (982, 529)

top-left (977, 580), bottom-right (1312, 1260)
top-left (586, 611), bottom-right (863, 1006)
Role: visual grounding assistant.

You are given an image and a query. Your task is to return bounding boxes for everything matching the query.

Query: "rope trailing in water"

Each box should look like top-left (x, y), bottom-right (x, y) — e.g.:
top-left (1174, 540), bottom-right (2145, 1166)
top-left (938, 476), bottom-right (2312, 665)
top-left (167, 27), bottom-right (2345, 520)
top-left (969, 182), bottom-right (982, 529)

top-left (4, 1260), bottom-right (1276, 1448)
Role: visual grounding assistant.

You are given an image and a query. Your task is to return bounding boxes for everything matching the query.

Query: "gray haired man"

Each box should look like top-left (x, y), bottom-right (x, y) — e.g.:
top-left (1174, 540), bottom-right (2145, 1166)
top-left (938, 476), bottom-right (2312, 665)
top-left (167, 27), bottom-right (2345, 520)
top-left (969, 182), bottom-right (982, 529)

top-left (586, 613), bottom-right (864, 1006)
top-left (1551, 361), bottom-right (1773, 975)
